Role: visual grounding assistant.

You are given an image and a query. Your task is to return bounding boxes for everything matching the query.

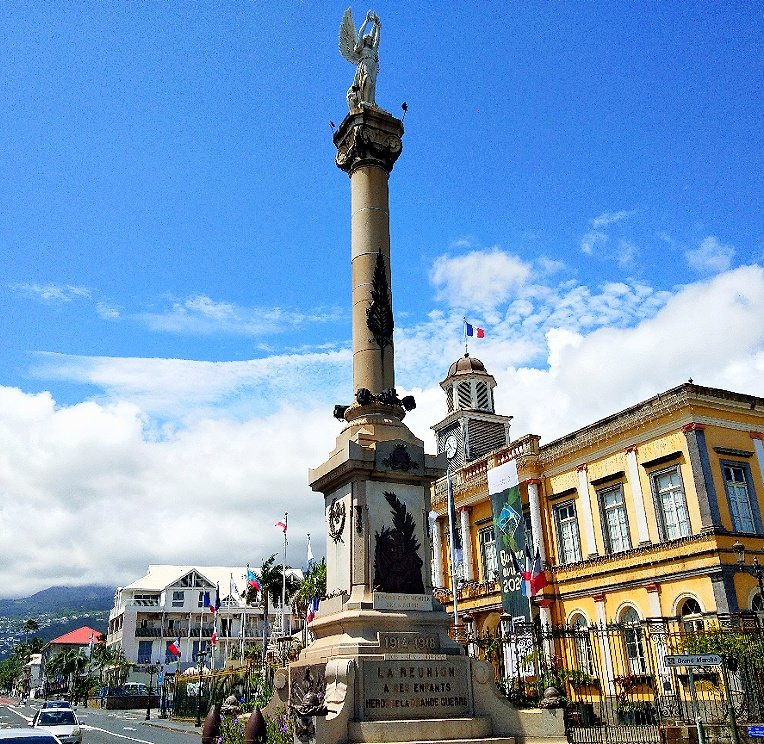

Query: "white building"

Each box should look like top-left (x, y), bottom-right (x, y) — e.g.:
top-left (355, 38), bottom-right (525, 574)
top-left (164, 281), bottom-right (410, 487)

top-left (106, 565), bottom-right (303, 673)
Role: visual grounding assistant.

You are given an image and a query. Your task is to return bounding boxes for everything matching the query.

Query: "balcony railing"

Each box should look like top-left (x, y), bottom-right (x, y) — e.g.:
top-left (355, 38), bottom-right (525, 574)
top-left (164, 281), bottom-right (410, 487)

top-left (134, 627), bottom-right (163, 638)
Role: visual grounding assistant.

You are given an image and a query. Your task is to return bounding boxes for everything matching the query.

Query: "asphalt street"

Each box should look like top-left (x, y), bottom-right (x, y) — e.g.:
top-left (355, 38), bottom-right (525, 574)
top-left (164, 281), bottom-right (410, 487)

top-left (0, 700), bottom-right (200, 744)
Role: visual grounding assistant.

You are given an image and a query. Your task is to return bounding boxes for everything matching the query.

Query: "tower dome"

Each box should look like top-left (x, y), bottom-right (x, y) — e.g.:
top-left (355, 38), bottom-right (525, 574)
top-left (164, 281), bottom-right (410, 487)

top-left (440, 354), bottom-right (497, 414)
top-left (432, 353), bottom-right (512, 466)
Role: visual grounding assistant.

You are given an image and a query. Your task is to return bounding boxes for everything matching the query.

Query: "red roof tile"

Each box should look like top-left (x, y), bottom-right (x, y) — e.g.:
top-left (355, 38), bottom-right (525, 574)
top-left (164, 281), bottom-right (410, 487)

top-left (49, 626), bottom-right (102, 646)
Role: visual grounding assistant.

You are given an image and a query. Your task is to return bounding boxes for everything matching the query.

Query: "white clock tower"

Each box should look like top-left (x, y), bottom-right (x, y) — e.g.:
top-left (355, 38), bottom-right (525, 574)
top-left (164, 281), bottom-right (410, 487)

top-left (432, 353), bottom-right (513, 468)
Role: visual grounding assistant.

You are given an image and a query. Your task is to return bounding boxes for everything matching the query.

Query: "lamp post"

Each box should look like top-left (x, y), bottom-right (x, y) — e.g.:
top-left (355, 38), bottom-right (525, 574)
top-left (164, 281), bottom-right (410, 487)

top-left (145, 662), bottom-right (159, 721)
top-left (732, 540), bottom-right (764, 622)
top-left (194, 649), bottom-right (208, 727)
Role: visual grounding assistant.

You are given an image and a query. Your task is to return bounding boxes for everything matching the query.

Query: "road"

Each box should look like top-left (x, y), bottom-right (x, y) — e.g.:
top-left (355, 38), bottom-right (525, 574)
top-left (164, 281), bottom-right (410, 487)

top-left (0, 701), bottom-right (200, 744)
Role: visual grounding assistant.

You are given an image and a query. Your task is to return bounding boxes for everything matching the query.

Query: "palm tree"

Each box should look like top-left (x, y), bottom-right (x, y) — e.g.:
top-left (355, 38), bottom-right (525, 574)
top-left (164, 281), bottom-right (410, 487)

top-left (248, 555), bottom-right (300, 629)
top-left (293, 559), bottom-right (327, 618)
top-left (22, 619), bottom-right (39, 645)
top-left (46, 649), bottom-right (87, 696)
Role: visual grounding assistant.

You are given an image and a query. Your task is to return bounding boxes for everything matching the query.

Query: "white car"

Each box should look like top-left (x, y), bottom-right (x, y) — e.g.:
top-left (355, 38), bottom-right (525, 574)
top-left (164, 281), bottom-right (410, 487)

top-left (30, 709), bottom-right (82, 744)
top-left (0, 729), bottom-right (62, 744)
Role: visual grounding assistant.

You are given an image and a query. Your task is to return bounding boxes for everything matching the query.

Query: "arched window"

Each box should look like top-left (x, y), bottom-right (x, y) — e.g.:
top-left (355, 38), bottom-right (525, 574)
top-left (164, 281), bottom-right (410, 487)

top-left (678, 597), bottom-right (703, 632)
top-left (569, 612), bottom-right (595, 675)
top-left (753, 592), bottom-right (764, 613)
top-left (621, 607), bottom-right (646, 674)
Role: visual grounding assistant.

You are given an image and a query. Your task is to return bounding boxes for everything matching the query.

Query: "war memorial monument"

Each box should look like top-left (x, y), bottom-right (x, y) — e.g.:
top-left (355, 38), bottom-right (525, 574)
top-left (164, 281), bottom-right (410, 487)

top-left (287, 10), bottom-right (567, 744)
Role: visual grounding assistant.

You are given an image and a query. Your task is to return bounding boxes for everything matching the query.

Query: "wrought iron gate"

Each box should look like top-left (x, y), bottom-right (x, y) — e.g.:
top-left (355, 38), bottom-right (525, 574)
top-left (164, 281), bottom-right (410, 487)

top-left (468, 615), bottom-right (764, 744)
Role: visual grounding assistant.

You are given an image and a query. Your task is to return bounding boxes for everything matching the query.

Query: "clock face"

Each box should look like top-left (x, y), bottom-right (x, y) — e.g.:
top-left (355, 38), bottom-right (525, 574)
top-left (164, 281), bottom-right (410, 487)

top-left (445, 433), bottom-right (458, 459)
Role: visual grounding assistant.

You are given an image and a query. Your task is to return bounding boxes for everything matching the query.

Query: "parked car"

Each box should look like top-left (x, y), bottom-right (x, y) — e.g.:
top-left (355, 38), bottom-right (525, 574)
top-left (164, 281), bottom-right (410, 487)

top-left (0, 729), bottom-right (62, 744)
top-left (31, 701), bottom-right (73, 726)
top-left (39, 702), bottom-right (71, 710)
top-left (30, 709), bottom-right (82, 744)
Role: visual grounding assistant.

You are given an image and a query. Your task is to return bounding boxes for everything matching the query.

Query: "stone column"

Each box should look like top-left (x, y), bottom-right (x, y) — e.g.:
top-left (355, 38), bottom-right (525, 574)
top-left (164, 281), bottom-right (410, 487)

top-left (594, 593), bottom-right (615, 694)
top-left (459, 507), bottom-right (474, 581)
top-left (645, 582), bottom-right (662, 619)
top-left (682, 423), bottom-right (721, 530)
top-left (751, 432), bottom-right (764, 490)
top-left (334, 108), bottom-right (403, 397)
top-left (526, 478), bottom-right (545, 561)
top-left (625, 446), bottom-right (651, 545)
top-left (576, 465), bottom-right (599, 558)
top-left (431, 516), bottom-right (445, 587)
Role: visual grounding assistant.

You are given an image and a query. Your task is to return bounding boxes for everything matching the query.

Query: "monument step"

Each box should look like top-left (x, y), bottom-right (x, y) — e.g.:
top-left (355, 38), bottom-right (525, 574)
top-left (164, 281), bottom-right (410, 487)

top-left (348, 716), bottom-right (513, 744)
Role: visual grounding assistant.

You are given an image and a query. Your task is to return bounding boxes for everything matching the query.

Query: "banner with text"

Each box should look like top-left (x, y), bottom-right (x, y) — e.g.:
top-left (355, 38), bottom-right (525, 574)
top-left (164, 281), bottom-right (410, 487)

top-left (487, 460), bottom-right (529, 620)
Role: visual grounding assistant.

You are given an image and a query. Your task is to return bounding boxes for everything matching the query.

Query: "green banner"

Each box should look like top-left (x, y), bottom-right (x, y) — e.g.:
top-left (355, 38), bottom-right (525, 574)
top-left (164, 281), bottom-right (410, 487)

top-left (487, 460), bottom-right (529, 620)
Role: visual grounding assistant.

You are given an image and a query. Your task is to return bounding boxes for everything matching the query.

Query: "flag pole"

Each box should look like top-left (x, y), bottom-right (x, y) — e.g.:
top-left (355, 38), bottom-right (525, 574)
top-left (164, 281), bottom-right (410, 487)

top-left (281, 512), bottom-right (288, 637)
top-left (446, 465), bottom-right (459, 628)
top-left (463, 317), bottom-right (468, 356)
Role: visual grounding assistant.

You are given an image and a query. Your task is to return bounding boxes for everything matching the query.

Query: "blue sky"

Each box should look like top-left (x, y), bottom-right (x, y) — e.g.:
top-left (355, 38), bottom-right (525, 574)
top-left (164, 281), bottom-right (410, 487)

top-left (0, 2), bottom-right (762, 597)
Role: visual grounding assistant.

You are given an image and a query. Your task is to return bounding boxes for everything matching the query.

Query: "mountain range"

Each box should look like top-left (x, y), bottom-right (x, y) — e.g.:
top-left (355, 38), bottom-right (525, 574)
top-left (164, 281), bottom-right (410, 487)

top-left (0, 585), bottom-right (114, 659)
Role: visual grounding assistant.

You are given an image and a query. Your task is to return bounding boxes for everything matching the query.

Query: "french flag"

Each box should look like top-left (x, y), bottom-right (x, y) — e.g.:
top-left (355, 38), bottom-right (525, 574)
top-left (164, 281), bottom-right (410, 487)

top-left (465, 322), bottom-right (485, 338)
top-left (307, 597), bottom-right (319, 623)
top-left (168, 637), bottom-right (181, 657)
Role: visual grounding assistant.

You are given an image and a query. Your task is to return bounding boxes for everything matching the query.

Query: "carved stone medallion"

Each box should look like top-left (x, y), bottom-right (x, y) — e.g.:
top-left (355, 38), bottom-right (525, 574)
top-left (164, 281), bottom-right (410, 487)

top-left (328, 498), bottom-right (346, 543)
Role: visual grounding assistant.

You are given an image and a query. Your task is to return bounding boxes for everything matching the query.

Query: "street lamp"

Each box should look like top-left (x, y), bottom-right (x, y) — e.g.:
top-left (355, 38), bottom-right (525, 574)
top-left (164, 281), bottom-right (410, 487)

top-left (145, 662), bottom-right (159, 721)
top-left (194, 649), bottom-right (208, 727)
top-left (732, 540), bottom-right (764, 620)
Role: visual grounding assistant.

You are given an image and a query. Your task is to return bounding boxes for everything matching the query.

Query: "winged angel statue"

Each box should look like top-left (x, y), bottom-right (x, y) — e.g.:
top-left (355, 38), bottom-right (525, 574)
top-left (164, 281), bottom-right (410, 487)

top-left (339, 8), bottom-right (381, 110)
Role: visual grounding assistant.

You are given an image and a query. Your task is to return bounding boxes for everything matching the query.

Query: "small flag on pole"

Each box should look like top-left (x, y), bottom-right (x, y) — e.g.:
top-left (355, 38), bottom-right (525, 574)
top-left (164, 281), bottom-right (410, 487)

top-left (465, 322), bottom-right (485, 338)
top-left (230, 574), bottom-right (239, 598)
top-left (306, 597), bottom-right (320, 623)
top-left (203, 591), bottom-right (211, 610)
top-left (530, 546), bottom-right (549, 596)
top-left (307, 533), bottom-right (315, 569)
top-left (214, 584), bottom-right (221, 613)
top-left (247, 567), bottom-right (262, 592)
top-left (275, 518), bottom-right (287, 534)
top-left (168, 637), bottom-right (181, 657)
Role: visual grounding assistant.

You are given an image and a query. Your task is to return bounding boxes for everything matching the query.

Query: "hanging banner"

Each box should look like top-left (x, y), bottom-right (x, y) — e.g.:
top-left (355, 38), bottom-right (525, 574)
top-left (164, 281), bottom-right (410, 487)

top-left (487, 459), bottom-right (529, 620)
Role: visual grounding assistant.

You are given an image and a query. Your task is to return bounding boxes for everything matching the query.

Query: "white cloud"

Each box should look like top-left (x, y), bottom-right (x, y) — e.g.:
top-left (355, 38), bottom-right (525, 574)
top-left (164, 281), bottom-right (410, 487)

top-left (139, 294), bottom-right (344, 336)
top-left (591, 209), bottom-right (637, 228)
top-left (685, 235), bottom-right (735, 273)
top-left (5, 264), bottom-right (763, 597)
top-left (32, 348), bottom-right (352, 420)
top-left (10, 283), bottom-right (91, 302)
top-left (96, 302), bottom-right (120, 319)
top-left (580, 230), bottom-right (607, 255)
top-left (430, 248), bottom-right (531, 309)
top-left (0, 387), bottom-right (334, 596)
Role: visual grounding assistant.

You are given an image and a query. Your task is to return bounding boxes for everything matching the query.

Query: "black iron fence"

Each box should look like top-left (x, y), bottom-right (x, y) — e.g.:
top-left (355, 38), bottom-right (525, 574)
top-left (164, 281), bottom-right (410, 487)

top-left (465, 614), bottom-right (764, 744)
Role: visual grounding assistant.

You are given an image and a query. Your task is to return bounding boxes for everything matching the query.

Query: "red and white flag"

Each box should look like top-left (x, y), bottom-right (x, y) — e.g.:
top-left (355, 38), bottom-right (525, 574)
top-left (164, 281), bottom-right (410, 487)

top-left (275, 518), bottom-right (287, 534)
top-left (168, 637), bottom-right (181, 657)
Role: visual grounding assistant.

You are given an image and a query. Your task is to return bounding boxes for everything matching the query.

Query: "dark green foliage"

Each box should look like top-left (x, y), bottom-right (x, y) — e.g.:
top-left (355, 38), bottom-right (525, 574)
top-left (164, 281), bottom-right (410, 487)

top-left (373, 491), bottom-right (424, 594)
top-left (366, 253), bottom-right (394, 354)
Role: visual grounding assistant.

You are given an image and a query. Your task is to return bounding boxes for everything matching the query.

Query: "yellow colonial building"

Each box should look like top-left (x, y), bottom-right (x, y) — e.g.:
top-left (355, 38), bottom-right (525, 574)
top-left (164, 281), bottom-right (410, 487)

top-left (430, 355), bottom-right (764, 636)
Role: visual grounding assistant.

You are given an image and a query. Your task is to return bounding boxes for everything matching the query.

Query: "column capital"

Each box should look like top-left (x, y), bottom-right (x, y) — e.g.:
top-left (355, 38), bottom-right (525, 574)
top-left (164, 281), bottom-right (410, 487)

top-left (625, 445), bottom-right (638, 454)
top-left (535, 598), bottom-right (554, 609)
top-left (593, 592), bottom-right (606, 603)
top-left (645, 582), bottom-right (660, 593)
top-left (750, 431), bottom-right (764, 441)
top-left (334, 108), bottom-right (404, 175)
top-left (458, 505), bottom-right (471, 514)
top-left (576, 463), bottom-right (588, 472)
top-left (682, 422), bottom-right (706, 433)
top-left (526, 478), bottom-right (542, 486)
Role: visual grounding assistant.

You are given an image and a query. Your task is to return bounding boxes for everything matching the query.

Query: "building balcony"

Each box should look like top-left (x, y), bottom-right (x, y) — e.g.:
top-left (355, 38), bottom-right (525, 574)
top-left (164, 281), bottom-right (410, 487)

top-left (135, 627), bottom-right (163, 638)
top-left (432, 434), bottom-right (541, 508)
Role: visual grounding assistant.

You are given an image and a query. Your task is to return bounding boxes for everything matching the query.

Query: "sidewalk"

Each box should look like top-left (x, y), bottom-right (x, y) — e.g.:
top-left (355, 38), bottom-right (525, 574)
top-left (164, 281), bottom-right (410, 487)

top-left (141, 715), bottom-right (201, 735)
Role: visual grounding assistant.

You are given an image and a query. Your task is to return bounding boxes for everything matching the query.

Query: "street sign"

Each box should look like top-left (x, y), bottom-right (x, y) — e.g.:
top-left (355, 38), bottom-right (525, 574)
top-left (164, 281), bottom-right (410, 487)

top-left (664, 653), bottom-right (722, 667)
top-left (748, 726), bottom-right (764, 738)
